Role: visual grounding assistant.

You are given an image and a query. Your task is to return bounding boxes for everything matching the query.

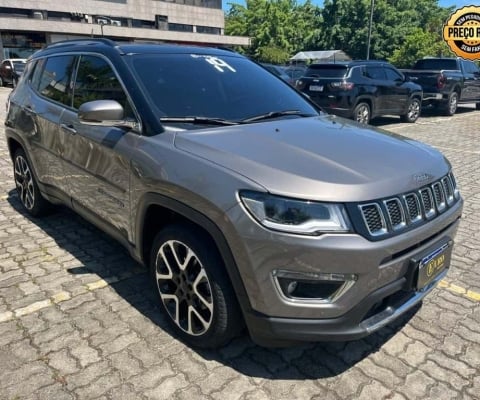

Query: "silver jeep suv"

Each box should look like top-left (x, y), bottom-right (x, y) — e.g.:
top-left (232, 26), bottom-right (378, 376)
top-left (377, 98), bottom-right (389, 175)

top-left (5, 39), bottom-right (463, 348)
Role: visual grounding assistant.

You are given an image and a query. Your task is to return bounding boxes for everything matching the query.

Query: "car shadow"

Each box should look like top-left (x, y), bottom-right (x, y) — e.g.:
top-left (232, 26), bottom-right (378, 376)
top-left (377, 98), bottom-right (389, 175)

top-left (6, 189), bottom-right (419, 379)
top-left (371, 104), bottom-right (478, 127)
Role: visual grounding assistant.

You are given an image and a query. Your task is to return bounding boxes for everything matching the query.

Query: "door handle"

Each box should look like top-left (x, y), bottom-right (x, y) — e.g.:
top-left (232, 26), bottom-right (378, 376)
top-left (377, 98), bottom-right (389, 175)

top-left (60, 123), bottom-right (77, 135)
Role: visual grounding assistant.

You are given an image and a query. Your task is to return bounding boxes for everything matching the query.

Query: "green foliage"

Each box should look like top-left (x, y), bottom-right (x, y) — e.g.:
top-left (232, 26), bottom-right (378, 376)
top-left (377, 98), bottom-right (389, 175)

top-left (388, 28), bottom-right (451, 68)
top-left (225, 0), bottom-right (458, 67)
top-left (256, 46), bottom-right (291, 64)
top-left (225, 0), bottom-right (322, 61)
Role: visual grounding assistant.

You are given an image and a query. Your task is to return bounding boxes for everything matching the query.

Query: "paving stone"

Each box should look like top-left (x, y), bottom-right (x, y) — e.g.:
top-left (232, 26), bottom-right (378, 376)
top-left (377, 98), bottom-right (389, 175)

top-left (48, 349), bottom-right (80, 375)
top-left (356, 381), bottom-right (393, 400)
top-left (396, 370), bottom-right (436, 400)
top-left (144, 373), bottom-right (190, 400)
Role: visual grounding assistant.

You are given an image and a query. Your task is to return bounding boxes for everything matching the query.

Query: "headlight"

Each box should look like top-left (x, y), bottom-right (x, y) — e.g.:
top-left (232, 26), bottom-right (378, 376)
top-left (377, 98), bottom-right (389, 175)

top-left (239, 191), bottom-right (351, 235)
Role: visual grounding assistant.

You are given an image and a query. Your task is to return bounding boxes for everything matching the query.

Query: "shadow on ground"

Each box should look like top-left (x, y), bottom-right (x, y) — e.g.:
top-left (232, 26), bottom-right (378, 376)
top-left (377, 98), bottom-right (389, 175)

top-left (7, 188), bottom-right (418, 380)
top-left (371, 104), bottom-right (478, 127)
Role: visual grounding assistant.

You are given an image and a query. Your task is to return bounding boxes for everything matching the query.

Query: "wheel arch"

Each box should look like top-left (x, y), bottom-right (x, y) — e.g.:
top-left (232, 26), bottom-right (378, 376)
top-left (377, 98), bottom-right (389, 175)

top-left (6, 136), bottom-right (23, 161)
top-left (135, 193), bottom-right (252, 315)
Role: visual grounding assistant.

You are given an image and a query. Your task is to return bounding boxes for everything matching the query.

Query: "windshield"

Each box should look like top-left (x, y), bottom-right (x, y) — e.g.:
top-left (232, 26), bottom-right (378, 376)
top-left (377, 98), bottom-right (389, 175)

top-left (129, 53), bottom-right (318, 124)
top-left (13, 62), bottom-right (26, 73)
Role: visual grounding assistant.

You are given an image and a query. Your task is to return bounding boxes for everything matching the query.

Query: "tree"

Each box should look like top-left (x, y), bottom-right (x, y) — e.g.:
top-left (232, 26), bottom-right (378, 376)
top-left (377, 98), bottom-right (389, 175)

top-left (317, 0), bottom-right (451, 61)
top-left (224, 0), bottom-right (322, 63)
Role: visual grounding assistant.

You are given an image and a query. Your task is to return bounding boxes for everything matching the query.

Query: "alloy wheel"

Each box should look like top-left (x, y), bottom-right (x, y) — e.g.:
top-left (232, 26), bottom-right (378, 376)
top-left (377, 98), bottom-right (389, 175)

top-left (154, 240), bottom-right (214, 336)
top-left (407, 99), bottom-right (420, 121)
top-left (14, 155), bottom-right (35, 210)
top-left (354, 104), bottom-right (370, 124)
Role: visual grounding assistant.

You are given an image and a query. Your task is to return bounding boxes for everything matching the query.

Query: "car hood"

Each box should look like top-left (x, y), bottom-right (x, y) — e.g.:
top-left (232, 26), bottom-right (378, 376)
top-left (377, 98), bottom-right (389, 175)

top-left (173, 116), bottom-right (450, 202)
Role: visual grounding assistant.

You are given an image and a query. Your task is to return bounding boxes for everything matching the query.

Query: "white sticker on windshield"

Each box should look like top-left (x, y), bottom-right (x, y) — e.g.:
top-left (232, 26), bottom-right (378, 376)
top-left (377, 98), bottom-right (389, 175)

top-left (191, 55), bottom-right (236, 73)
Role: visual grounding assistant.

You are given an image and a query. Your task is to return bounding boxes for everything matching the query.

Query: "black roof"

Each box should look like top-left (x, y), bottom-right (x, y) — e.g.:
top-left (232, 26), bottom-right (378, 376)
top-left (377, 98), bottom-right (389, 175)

top-left (35, 38), bottom-right (240, 59)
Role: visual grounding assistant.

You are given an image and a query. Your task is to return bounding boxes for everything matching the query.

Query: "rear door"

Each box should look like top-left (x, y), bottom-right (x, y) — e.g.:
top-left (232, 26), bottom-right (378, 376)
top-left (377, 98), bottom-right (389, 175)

top-left (19, 55), bottom-right (76, 196)
top-left (59, 54), bottom-right (137, 238)
top-left (364, 65), bottom-right (389, 114)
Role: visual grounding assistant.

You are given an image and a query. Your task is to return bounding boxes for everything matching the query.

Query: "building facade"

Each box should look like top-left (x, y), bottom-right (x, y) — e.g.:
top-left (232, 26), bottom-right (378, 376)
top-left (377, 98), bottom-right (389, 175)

top-left (0, 0), bottom-right (249, 60)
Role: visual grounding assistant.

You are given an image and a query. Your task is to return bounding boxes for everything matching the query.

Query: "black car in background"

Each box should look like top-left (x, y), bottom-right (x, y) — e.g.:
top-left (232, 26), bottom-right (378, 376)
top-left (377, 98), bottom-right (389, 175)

top-left (0, 58), bottom-right (26, 87)
top-left (295, 60), bottom-right (423, 124)
top-left (260, 63), bottom-right (291, 83)
top-left (284, 65), bottom-right (307, 86)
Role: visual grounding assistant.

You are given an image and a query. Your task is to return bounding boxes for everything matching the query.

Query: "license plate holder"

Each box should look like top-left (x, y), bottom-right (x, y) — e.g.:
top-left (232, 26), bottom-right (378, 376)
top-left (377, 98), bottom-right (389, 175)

top-left (415, 242), bottom-right (452, 290)
top-left (309, 85), bottom-right (324, 92)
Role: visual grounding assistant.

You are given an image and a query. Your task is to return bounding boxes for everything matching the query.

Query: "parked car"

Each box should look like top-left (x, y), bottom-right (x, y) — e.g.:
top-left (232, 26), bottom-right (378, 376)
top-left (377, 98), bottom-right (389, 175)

top-left (402, 57), bottom-right (480, 115)
top-left (295, 60), bottom-right (423, 124)
top-left (260, 63), bottom-right (291, 83)
top-left (0, 58), bottom-right (26, 87)
top-left (284, 64), bottom-right (307, 85)
top-left (5, 39), bottom-right (462, 348)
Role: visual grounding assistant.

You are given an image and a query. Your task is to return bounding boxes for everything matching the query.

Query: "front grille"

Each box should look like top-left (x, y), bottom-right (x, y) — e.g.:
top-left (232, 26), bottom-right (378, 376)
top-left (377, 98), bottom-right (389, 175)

top-left (404, 193), bottom-right (422, 223)
top-left (383, 198), bottom-right (405, 230)
top-left (358, 173), bottom-right (459, 238)
top-left (359, 203), bottom-right (386, 236)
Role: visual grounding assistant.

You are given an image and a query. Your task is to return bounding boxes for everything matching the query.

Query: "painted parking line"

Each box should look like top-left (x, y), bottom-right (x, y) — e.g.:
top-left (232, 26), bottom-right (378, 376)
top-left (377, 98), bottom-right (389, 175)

top-left (0, 273), bottom-right (478, 325)
top-left (438, 279), bottom-right (480, 301)
top-left (0, 269), bottom-right (145, 323)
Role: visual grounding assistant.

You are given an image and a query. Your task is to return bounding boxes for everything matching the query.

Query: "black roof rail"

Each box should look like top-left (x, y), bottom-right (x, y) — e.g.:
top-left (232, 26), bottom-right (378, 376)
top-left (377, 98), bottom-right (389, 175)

top-left (43, 38), bottom-right (117, 50)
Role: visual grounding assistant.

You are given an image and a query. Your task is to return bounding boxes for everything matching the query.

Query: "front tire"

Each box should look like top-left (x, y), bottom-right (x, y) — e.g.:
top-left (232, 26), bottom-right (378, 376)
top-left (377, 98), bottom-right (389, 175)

top-left (13, 148), bottom-right (51, 217)
top-left (150, 224), bottom-right (243, 348)
top-left (476, 102), bottom-right (480, 110)
top-left (353, 102), bottom-right (371, 124)
top-left (401, 97), bottom-right (421, 123)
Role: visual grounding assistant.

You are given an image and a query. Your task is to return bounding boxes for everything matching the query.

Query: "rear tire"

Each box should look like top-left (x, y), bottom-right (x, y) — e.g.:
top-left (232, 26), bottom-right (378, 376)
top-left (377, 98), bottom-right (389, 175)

top-left (443, 92), bottom-right (458, 116)
top-left (150, 223), bottom-right (243, 348)
top-left (476, 103), bottom-right (480, 110)
top-left (13, 148), bottom-right (51, 217)
top-left (353, 102), bottom-right (370, 124)
top-left (401, 97), bottom-right (421, 123)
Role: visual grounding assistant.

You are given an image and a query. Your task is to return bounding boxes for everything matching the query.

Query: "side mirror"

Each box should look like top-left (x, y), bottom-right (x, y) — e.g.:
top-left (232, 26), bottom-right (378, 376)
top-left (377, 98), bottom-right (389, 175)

top-left (78, 100), bottom-right (136, 130)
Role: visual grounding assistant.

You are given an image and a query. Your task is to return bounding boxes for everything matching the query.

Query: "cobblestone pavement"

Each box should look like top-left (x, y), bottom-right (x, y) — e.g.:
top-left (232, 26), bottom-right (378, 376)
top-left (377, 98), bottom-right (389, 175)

top-left (0, 86), bottom-right (479, 400)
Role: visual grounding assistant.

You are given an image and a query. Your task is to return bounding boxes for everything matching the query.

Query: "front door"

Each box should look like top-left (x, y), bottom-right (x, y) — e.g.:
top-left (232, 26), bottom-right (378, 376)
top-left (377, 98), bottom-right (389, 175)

top-left (60, 54), bottom-right (137, 239)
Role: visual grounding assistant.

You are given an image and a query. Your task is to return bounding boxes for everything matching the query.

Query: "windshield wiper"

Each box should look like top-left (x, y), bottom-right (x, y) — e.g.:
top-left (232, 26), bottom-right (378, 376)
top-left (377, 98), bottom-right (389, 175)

top-left (160, 116), bottom-right (238, 126)
top-left (240, 110), bottom-right (316, 123)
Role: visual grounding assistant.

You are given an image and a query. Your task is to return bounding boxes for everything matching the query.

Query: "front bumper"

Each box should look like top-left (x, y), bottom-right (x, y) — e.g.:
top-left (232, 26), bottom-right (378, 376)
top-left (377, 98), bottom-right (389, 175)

top-left (224, 198), bottom-right (462, 345)
top-left (245, 266), bottom-right (447, 346)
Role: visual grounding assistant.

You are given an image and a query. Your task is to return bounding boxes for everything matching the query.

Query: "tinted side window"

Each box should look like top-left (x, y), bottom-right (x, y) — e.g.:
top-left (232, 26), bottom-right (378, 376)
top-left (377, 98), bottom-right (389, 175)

top-left (73, 55), bottom-right (133, 117)
top-left (462, 60), bottom-right (479, 74)
top-left (384, 67), bottom-right (403, 81)
top-left (365, 66), bottom-right (386, 80)
top-left (38, 55), bottom-right (76, 106)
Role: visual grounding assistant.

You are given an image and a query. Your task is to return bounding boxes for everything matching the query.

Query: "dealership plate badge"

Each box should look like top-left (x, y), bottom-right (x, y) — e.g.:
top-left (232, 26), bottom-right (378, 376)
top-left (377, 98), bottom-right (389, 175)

top-left (416, 242), bottom-right (452, 290)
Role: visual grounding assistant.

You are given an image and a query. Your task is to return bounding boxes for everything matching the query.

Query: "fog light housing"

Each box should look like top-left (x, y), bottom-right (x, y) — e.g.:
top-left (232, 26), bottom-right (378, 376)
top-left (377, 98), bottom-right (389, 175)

top-left (273, 270), bottom-right (357, 303)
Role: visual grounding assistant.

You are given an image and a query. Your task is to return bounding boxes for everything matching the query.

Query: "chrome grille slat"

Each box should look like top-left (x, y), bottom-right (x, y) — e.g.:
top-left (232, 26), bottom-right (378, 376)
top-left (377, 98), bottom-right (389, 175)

top-left (383, 198), bottom-right (405, 230)
top-left (359, 174), bottom-right (459, 238)
top-left (404, 193), bottom-right (422, 223)
top-left (432, 182), bottom-right (446, 212)
top-left (359, 203), bottom-right (387, 236)
top-left (419, 187), bottom-right (436, 219)
top-left (442, 176), bottom-right (454, 206)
